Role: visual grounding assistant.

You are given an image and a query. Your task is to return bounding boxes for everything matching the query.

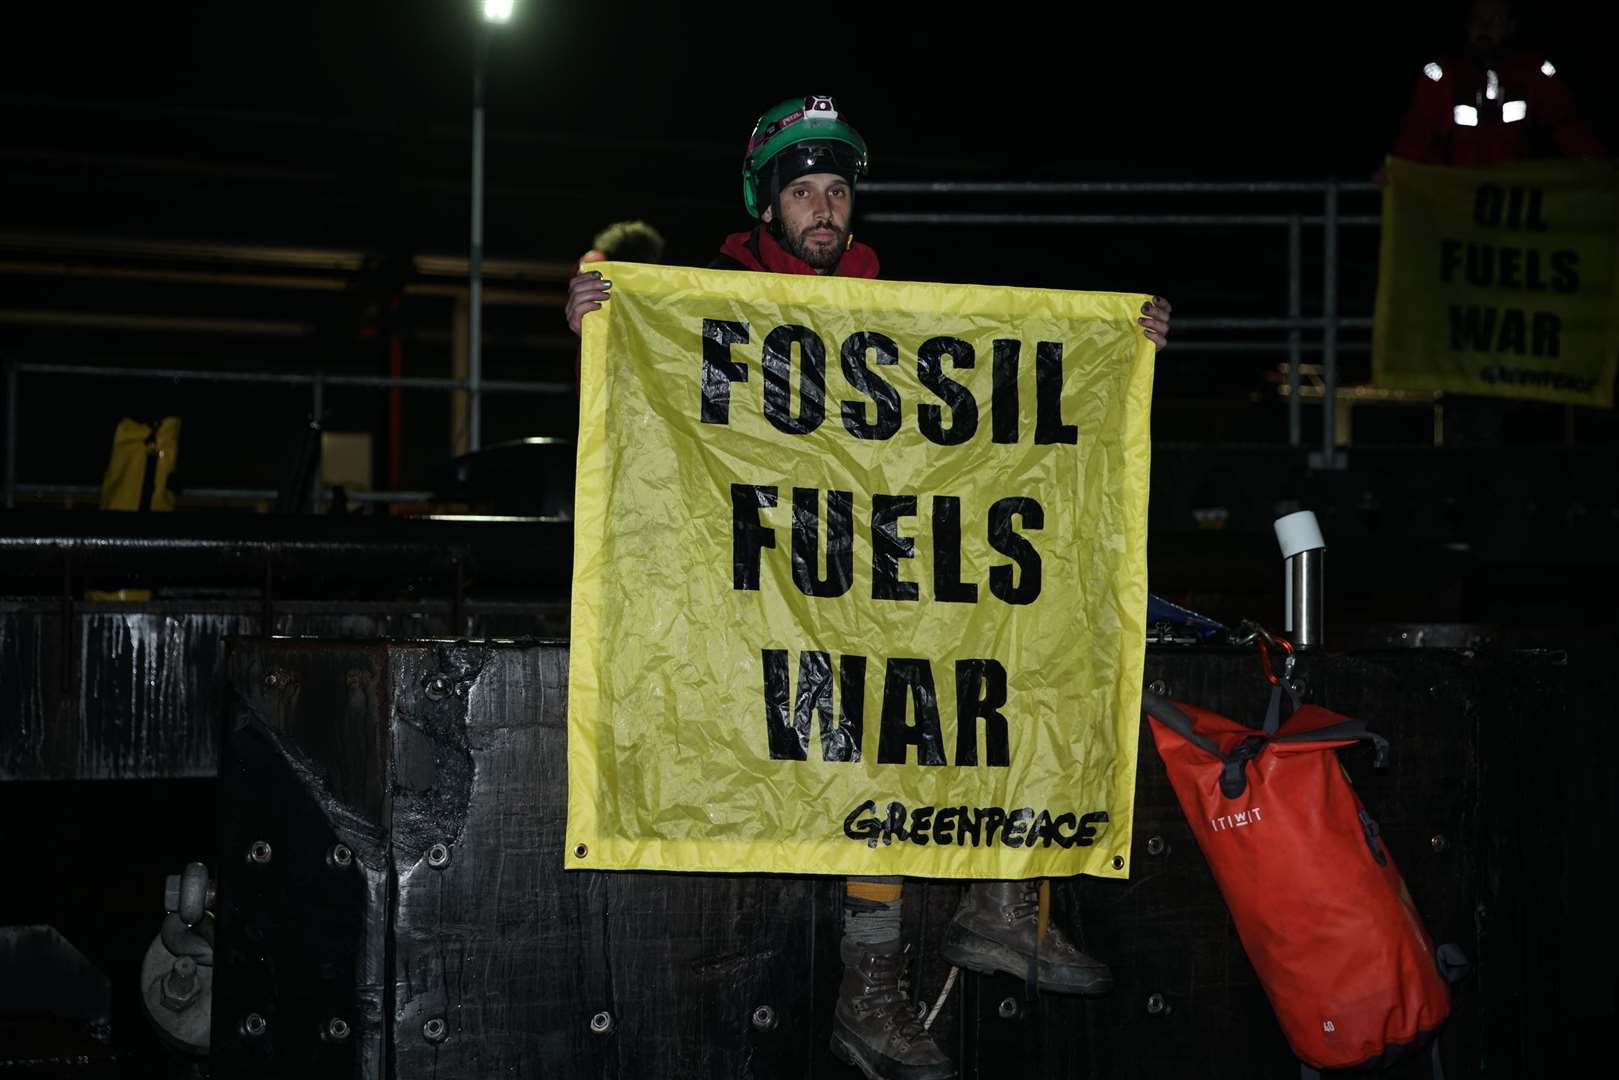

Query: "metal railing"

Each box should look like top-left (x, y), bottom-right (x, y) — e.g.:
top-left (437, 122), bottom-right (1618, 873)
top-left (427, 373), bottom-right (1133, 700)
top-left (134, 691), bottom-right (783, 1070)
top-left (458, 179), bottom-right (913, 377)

top-left (2, 180), bottom-right (1381, 507)
top-left (864, 179), bottom-right (1381, 468)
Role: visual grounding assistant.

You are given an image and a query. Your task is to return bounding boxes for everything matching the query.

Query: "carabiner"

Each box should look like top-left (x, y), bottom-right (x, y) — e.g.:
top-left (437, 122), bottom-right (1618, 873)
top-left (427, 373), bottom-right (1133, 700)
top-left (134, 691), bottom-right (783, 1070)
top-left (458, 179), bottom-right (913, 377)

top-left (1256, 631), bottom-right (1295, 687)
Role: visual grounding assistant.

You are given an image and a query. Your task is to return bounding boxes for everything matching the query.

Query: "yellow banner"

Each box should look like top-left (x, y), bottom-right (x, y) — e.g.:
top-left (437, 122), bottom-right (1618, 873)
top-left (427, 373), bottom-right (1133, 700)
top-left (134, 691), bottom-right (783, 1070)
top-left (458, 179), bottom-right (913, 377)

top-left (1373, 158), bottom-right (1619, 407)
top-left (567, 263), bottom-right (1155, 879)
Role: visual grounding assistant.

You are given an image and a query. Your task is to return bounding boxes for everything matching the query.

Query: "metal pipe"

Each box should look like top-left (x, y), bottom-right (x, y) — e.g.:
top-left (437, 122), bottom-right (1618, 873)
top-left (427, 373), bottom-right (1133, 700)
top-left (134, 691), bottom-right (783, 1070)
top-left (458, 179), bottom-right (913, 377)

top-left (477, 378), bottom-right (573, 394)
top-left (0, 310), bottom-right (313, 337)
top-left (862, 213), bottom-right (1381, 227)
top-left (11, 363), bottom-right (568, 394)
top-left (469, 21), bottom-right (487, 453)
top-left (1288, 550), bottom-right (1325, 648)
top-left (4, 361), bottom-right (16, 510)
top-left (452, 297), bottom-right (471, 457)
top-left (860, 180), bottom-right (1381, 195)
top-left (0, 512), bottom-right (575, 589)
top-left (1274, 511), bottom-right (1326, 648)
top-left (0, 260), bottom-right (350, 292)
top-left (328, 374), bottom-right (561, 392)
top-left (1150, 340), bottom-right (1372, 353)
top-left (20, 483), bottom-right (270, 500)
top-left (386, 303), bottom-right (403, 492)
top-left (16, 484), bottom-right (441, 503)
top-left (1322, 182), bottom-right (1340, 466)
top-left (1173, 316), bottom-right (1372, 330)
top-left (0, 231), bottom-right (370, 271)
top-left (1287, 216), bottom-right (1302, 447)
top-left (0, 231), bottom-right (571, 280)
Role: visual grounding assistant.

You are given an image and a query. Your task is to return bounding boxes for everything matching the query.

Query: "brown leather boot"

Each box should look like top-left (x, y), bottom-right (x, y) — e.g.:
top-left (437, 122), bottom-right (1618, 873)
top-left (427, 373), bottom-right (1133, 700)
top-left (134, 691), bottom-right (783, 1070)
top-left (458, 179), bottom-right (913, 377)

top-left (939, 881), bottom-right (1113, 995)
top-left (829, 939), bottom-right (957, 1080)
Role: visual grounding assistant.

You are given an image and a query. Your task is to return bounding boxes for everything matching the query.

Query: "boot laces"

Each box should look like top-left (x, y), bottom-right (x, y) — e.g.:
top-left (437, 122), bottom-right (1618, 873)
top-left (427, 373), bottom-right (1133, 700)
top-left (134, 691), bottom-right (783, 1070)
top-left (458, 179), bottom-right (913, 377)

top-left (855, 952), bottom-right (929, 1045)
top-left (1004, 881), bottom-right (1040, 924)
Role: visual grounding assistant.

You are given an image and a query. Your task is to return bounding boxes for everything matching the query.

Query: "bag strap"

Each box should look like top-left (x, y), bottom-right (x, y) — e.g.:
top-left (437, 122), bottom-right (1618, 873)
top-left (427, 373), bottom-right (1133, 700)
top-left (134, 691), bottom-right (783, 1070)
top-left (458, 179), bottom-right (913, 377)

top-left (1436, 942), bottom-right (1472, 983)
top-left (1140, 691), bottom-right (1225, 759)
top-left (1142, 692), bottom-right (1289, 798)
top-left (1272, 718), bottom-right (1391, 768)
top-left (1302, 1045), bottom-right (1443, 1080)
top-left (1262, 680), bottom-right (1302, 734)
top-left (1143, 691), bottom-right (1390, 799)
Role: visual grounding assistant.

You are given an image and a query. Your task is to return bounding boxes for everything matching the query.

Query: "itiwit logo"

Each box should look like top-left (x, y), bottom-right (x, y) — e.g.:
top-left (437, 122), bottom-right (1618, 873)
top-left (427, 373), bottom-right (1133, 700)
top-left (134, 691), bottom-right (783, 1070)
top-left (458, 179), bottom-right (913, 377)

top-left (1209, 806), bottom-right (1262, 832)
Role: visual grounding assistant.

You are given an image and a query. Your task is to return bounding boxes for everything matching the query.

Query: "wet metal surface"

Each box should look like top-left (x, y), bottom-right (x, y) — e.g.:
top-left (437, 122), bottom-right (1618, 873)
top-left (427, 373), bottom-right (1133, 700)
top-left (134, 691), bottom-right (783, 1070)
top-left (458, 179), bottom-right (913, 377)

top-left (0, 603), bottom-right (566, 780)
top-left (200, 639), bottom-right (1614, 1078)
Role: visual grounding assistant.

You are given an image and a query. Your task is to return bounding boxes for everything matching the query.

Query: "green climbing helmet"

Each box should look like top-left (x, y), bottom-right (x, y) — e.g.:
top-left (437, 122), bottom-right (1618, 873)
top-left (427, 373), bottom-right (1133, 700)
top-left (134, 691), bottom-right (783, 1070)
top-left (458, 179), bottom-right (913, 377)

top-left (741, 95), bottom-right (869, 220)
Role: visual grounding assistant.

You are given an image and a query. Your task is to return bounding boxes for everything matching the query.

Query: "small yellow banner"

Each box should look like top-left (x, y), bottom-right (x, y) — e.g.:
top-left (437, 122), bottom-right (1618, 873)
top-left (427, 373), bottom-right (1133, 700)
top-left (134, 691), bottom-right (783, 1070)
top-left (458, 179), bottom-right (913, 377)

top-left (1374, 158), bottom-right (1619, 407)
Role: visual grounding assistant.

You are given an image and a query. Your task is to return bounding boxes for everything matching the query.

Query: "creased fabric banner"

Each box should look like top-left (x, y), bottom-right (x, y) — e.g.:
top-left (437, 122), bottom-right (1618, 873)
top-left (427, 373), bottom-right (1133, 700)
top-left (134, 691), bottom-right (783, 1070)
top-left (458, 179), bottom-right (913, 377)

top-left (1374, 157), bottom-right (1619, 407)
top-left (567, 262), bottom-right (1155, 879)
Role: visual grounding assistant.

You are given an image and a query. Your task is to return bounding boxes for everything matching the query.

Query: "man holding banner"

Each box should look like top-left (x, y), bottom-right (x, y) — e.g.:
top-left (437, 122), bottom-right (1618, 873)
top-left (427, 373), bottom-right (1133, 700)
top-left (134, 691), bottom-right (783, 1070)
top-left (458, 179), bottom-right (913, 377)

top-left (565, 96), bottom-right (1171, 1080)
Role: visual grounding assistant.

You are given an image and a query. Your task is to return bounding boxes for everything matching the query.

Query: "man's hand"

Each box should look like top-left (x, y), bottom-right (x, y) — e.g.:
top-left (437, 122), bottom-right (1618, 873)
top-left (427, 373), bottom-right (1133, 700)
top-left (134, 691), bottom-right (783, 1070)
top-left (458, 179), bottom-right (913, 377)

top-left (565, 270), bottom-right (611, 336)
top-left (1139, 296), bottom-right (1172, 350)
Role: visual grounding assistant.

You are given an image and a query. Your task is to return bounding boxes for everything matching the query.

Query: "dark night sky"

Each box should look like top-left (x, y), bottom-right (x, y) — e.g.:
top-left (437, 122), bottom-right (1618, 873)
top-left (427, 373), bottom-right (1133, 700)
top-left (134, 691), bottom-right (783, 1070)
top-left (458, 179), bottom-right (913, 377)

top-left (10, 1), bottom-right (1613, 178)
top-left (2, 1), bottom-right (1614, 287)
top-left (1, 1), bottom-right (1614, 500)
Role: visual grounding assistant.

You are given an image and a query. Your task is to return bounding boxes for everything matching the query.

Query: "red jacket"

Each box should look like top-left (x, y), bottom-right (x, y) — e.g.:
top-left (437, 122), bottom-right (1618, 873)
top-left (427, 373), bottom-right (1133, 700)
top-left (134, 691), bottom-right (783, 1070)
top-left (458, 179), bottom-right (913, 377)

top-left (712, 226), bottom-right (880, 279)
top-left (1390, 50), bottom-right (1606, 166)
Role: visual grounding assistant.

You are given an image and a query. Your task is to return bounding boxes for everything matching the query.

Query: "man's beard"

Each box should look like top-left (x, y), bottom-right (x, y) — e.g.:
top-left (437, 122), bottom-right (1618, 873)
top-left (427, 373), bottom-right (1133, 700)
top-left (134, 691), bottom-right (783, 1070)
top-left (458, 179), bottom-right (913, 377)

top-left (779, 219), bottom-right (848, 271)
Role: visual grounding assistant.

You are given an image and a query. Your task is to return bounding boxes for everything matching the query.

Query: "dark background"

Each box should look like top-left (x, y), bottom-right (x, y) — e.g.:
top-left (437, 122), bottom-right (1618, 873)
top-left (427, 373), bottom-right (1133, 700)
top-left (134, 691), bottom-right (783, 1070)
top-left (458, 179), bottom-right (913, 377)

top-left (3, 0), bottom-right (1614, 492)
top-left (1, 4), bottom-right (1616, 1076)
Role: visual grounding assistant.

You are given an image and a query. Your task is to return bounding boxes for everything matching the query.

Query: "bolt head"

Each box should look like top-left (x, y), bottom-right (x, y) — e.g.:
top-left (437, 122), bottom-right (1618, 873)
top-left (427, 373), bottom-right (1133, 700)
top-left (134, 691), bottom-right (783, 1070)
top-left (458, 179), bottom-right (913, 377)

top-left (160, 963), bottom-right (201, 1012)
